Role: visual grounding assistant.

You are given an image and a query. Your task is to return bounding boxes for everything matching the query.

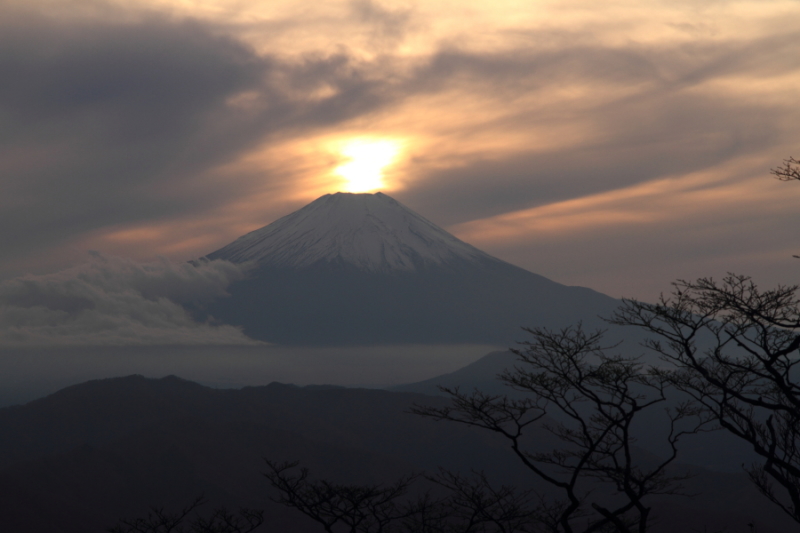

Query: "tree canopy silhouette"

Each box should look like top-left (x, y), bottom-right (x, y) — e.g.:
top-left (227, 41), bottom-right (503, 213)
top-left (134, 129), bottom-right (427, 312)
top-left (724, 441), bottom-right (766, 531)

top-left (612, 274), bottom-right (800, 524)
top-left (265, 325), bottom-right (706, 533)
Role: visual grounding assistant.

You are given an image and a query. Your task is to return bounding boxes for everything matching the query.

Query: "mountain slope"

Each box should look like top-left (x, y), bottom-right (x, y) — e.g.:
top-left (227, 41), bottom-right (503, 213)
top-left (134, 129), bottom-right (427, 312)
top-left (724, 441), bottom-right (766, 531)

top-left (207, 192), bottom-right (492, 271)
top-left (200, 192), bottom-right (619, 345)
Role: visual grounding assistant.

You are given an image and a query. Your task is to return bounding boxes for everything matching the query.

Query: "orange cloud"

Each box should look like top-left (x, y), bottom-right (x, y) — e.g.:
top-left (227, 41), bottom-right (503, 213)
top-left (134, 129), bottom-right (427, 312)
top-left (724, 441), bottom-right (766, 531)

top-left (2, 0), bottom-right (799, 304)
top-left (451, 154), bottom-right (797, 248)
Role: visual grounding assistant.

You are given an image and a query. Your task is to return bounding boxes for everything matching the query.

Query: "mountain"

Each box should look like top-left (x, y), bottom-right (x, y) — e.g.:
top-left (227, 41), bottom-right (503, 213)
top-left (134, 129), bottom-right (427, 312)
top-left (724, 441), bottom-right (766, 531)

top-left (0, 375), bottom-right (790, 532)
top-left (200, 192), bottom-right (619, 345)
top-left (0, 375), bottom-right (518, 532)
top-left (392, 350), bottom-right (517, 397)
top-left (206, 192), bottom-right (492, 271)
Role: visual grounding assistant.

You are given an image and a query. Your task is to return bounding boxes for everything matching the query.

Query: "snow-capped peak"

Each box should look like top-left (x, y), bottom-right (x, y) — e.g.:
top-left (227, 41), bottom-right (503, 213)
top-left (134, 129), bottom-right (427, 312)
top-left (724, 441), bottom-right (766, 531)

top-left (206, 192), bottom-right (495, 271)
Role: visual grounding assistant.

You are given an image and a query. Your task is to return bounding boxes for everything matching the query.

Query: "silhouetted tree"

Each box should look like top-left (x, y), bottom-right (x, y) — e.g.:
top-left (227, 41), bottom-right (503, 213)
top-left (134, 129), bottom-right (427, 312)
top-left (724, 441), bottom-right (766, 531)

top-left (264, 460), bottom-right (565, 532)
top-left (263, 462), bottom-right (424, 533)
top-left (612, 274), bottom-right (800, 523)
top-left (411, 325), bottom-right (705, 533)
top-left (109, 496), bottom-right (265, 533)
top-left (771, 155), bottom-right (800, 258)
top-left (771, 156), bottom-right (800, 182)
top-left (264, 325), bottom-right (706, 533)
top-left (429, 469), bottom-right (567, 533)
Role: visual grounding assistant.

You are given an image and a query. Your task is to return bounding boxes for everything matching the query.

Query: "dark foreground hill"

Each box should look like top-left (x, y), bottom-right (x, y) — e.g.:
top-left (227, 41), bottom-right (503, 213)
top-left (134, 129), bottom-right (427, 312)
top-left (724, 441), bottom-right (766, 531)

top-left (0, 375), bottom-right (791, 532)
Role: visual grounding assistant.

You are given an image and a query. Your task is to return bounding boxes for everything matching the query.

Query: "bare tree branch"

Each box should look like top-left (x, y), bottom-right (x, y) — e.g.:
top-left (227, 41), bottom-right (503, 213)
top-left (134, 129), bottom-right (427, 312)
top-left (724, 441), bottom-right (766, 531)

top-left (413, 325), bottom-right (707, 533)
top-left (771, 156), bottom-right (800, 182)
top-left (611, 274), bottom-right (800, 523)
top-left (108, 496), bottom-right (265, 533)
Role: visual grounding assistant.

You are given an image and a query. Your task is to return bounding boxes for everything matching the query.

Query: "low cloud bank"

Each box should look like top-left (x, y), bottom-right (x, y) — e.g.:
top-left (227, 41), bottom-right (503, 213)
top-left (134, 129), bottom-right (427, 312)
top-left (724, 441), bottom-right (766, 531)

top-left (0, 254), bottom-right (257, 346)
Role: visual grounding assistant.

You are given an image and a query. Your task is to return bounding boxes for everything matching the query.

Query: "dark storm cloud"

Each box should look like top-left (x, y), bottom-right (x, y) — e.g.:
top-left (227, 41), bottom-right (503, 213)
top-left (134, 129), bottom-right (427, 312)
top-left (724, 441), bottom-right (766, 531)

top-left (0, 254), bottom-right (256, 345)
top-left (0, 12), bottom-right (397, 264)
top-left (0, 15), bottom-right (260, 258)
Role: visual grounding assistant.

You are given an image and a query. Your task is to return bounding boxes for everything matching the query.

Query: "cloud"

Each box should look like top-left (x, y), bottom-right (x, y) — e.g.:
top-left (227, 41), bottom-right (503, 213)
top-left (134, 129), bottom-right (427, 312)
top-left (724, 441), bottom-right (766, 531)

top-left (0, 14), bottom-right (263, 259)
top-left (349, 0), bottom-right (414, 46)
top-left (393, 35), bottom-right (797, 224)
top-left (0, 0), bottom-right (798, 303)
top-left (447, 156), bottom-right (800, 300)
top-left (0, 9), bottom-right (400, 270)
top-left (0, 254), bottom-right (257, 345)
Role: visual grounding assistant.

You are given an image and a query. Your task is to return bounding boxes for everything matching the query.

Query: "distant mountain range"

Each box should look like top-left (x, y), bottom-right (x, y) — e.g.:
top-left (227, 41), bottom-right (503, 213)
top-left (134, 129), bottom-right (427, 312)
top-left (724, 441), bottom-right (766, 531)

top-left (200, 192), bottom-right (619, 345)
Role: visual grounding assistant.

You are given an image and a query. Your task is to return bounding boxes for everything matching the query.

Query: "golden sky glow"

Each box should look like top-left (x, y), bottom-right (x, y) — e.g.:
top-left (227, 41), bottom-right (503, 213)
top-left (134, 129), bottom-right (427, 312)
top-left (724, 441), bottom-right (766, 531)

top-left (1, 0), bottom-right (799, 300)
top-left (334, 138), bottom-right (402, 193)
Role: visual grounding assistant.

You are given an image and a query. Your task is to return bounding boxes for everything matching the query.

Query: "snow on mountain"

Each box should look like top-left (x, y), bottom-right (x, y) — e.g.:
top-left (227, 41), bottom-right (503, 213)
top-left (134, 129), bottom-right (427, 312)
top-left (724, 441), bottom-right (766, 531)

top-left (206, 192), bottom-right (494, 271)
top-left (198, 191), bottom-right (621, 345)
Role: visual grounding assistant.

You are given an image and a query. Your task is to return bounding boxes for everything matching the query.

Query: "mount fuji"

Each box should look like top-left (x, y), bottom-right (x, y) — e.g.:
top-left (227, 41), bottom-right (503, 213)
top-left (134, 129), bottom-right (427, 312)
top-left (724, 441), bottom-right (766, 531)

top-left (201, 192), bottom-right (619, 345)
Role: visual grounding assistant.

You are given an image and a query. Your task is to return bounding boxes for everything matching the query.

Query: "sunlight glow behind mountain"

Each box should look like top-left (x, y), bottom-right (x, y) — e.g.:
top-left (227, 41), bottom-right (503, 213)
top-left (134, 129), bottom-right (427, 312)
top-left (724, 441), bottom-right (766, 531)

top-left (335, 139), bottom-right (401, 193)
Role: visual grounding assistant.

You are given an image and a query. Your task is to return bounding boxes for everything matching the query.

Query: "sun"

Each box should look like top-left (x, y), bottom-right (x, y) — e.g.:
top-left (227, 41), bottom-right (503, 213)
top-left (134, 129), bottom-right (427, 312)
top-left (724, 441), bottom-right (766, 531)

top-left (334, 139), bottom-right (401, 193)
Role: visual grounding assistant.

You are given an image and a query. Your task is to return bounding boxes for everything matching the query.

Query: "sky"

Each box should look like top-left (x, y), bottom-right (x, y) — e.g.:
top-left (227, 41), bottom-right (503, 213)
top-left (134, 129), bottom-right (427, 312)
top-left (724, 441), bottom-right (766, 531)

top-left (1, 0), bottom-right (799, 347)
